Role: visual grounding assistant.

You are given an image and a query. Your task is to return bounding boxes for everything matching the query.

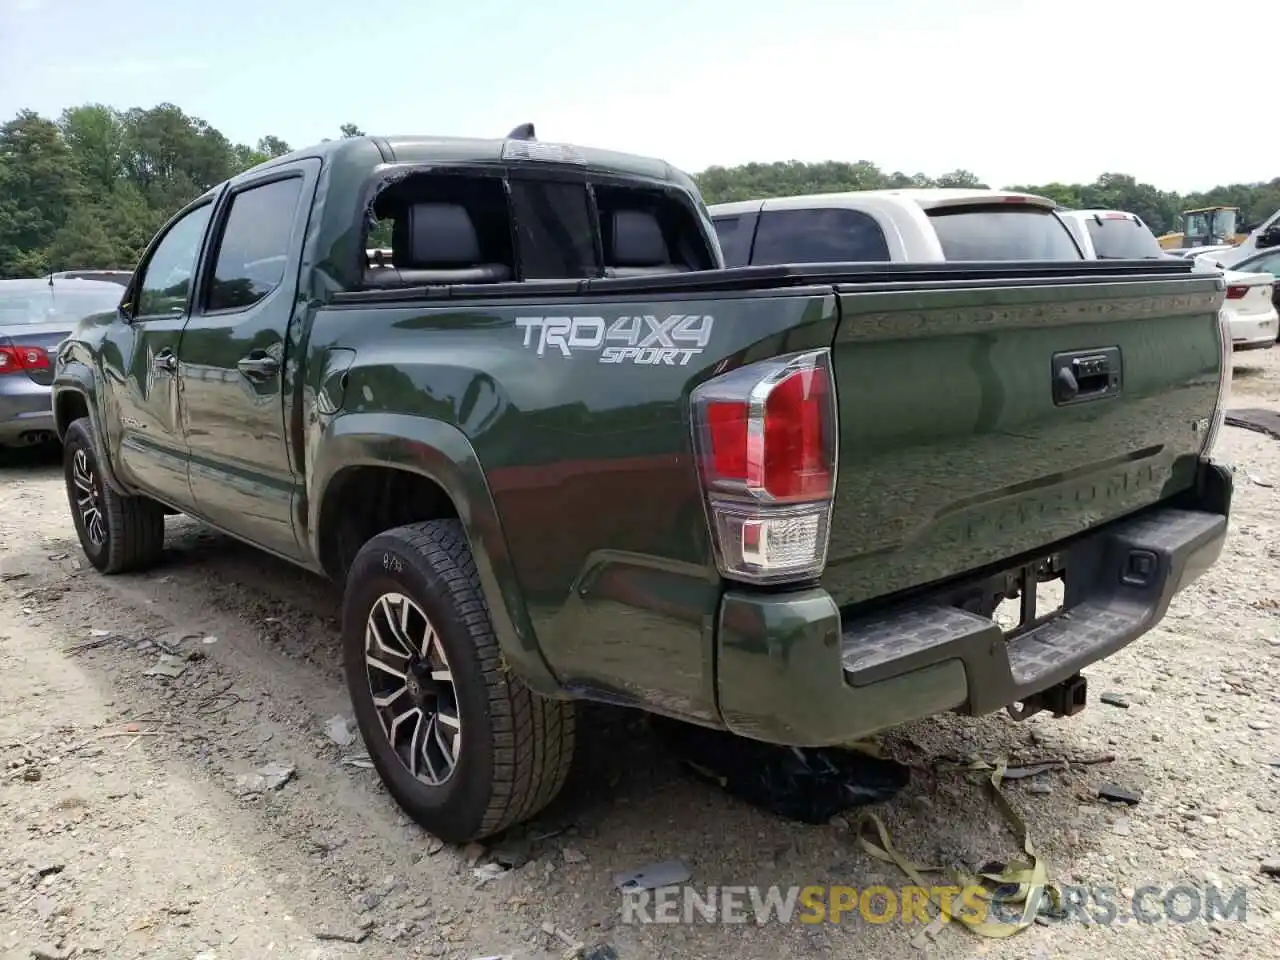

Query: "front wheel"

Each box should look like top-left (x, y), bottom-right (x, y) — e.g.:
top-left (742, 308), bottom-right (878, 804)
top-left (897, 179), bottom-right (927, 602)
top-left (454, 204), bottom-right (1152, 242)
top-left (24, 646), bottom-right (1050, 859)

top-left (62, 417), bottom-right (167, 574)
top-left (342, 519), bottom-right (576, 844)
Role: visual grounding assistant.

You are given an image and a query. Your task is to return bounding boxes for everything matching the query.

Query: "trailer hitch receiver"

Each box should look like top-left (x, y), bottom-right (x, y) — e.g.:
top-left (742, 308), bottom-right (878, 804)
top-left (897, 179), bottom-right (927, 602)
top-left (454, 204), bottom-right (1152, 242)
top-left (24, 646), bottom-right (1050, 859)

top-left (1005, 673), bottom-right (1088, 721)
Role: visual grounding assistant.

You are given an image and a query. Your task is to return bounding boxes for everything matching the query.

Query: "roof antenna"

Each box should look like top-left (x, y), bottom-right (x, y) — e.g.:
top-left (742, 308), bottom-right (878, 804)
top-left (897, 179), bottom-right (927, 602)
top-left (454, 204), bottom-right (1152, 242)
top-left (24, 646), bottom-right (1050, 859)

top-left (506, 123), bottom-right (536, 141)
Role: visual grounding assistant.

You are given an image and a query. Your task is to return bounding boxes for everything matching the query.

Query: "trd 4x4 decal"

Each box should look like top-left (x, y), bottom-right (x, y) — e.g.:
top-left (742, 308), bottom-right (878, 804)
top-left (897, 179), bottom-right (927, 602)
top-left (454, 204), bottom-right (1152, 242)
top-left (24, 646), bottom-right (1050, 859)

top-left (515, 314), bottom-right (715, 366)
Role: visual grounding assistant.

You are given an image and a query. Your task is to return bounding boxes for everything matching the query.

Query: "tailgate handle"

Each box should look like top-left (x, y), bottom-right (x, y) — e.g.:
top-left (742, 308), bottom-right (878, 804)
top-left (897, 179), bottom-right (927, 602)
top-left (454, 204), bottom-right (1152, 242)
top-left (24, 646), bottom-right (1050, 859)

top-left (1052, 347), bottom-right (1122, 406)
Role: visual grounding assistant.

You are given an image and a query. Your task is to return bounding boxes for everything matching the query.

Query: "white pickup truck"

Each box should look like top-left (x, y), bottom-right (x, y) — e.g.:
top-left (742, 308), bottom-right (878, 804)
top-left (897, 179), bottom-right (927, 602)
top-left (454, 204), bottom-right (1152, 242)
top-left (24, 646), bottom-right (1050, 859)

top-left (710, 192), bottom-right (1275, 352)
top-left (1057, 209), bottom-right (1276, 351)
top-left (708, 188), bottom-right (1083, 265)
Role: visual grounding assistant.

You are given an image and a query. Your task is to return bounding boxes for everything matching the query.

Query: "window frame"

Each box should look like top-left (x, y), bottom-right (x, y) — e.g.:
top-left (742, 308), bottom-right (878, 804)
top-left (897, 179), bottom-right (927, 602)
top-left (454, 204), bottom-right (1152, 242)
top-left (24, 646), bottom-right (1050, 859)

top-left (505, 166), bottom-right (601, 280)
top-left (591, 179), bottom-right (718, 273)
top-left (126, 198), bottom-right (217, 323)
top-left (198, 169), bottom-right (309, 318)
top-left (351, 162), bottom-right (719, 290)
top-left (710, 211), bottom-right (760, 268)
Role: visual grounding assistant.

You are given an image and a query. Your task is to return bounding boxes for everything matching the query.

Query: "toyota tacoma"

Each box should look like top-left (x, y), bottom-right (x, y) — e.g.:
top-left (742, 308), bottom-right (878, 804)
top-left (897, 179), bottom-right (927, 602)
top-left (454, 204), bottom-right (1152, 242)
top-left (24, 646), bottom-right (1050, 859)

top-left (52, 129), bottom-right (1234, 842)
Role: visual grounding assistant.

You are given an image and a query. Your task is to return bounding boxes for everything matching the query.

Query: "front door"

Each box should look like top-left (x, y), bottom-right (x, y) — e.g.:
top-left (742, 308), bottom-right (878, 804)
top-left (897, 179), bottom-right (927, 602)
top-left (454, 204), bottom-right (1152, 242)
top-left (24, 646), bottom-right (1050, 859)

top-left (177, 162), bottom-right (318, 560)
top-left (113, 200), bottom-right (215, 508)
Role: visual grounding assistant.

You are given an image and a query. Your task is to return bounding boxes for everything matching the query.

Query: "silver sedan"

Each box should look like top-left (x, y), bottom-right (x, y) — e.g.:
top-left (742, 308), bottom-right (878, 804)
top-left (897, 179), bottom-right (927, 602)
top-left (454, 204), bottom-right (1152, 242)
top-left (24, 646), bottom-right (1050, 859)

top-left (0, 277), bottom-right (125, 448)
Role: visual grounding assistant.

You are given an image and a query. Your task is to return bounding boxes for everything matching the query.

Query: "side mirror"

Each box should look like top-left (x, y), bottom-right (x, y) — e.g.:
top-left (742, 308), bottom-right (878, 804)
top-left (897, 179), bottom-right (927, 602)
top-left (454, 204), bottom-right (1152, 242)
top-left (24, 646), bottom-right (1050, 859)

top-left (1257, 229), bottom-right (1280, 250)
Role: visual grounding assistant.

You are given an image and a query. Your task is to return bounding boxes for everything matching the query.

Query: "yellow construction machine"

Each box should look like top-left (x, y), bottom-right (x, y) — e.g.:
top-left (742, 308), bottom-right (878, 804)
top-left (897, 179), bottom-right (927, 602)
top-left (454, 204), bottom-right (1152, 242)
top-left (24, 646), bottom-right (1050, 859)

top-left (1157, 206), bottom-right (1248, 250)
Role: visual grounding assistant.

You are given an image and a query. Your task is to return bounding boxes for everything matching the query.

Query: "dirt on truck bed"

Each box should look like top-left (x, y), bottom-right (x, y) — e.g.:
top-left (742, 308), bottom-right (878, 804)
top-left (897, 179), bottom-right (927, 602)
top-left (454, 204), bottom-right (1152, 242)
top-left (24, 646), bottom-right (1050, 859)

top-left (2, 361), bottom-right (1279, 960)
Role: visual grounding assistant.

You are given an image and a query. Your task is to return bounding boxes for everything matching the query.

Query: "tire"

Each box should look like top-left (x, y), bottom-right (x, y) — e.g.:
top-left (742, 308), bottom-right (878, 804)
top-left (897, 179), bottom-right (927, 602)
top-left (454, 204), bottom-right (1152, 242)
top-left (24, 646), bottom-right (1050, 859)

top-left (62, 417), bottom-right (167, 574)
top-left (342, 519), bottom-right (576, 844)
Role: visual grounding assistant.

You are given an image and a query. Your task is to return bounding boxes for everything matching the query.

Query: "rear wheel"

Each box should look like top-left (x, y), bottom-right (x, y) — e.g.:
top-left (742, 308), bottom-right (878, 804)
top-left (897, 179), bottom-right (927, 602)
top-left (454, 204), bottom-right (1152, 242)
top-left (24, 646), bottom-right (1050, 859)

top-left (62, 417), bottom-right (166, 574)
top-left (342, 519), bottom-right (576, 844)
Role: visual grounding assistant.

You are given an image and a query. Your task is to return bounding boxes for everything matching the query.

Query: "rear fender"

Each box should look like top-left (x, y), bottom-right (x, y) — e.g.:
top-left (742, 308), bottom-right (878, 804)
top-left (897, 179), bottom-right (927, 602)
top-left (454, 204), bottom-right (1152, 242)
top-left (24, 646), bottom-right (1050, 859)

top-left (309, 413), bottom-right (560, 696)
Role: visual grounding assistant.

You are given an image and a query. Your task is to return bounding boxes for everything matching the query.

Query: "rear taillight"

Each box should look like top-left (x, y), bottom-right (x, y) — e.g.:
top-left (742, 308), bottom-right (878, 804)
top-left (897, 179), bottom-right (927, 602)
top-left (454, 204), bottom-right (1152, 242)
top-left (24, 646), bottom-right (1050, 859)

top-left (690, 349), bottom-right (837, 584)
top-left (0, 343), bottom-right (50, 375)
top-left (1225, 285), bottom-right (1249, 299)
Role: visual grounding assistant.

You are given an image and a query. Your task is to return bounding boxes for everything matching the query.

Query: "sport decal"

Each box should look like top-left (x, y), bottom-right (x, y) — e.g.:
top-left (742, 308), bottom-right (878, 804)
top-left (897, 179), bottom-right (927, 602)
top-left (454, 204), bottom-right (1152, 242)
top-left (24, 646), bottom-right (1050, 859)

top-left (515, 314), bottom-right (715, 366)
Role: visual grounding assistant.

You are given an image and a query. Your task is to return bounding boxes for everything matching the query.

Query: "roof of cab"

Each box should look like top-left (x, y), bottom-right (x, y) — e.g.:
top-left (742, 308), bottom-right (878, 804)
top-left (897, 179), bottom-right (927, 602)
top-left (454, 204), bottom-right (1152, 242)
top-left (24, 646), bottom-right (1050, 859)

top-left (229, 134), bottom-right (692, 190)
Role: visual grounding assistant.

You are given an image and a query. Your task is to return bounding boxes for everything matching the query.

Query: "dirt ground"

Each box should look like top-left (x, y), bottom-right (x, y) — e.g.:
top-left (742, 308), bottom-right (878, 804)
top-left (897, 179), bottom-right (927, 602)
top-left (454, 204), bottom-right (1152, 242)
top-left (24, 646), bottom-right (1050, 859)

top-left (2, 352), bottom-right (1278, 960)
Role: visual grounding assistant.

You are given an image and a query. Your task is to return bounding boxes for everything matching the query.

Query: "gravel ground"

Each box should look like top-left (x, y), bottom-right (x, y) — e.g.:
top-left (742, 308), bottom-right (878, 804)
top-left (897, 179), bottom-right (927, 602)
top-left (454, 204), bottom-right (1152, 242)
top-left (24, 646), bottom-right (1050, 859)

top-left (1, 351), bottom-right (1278, 960)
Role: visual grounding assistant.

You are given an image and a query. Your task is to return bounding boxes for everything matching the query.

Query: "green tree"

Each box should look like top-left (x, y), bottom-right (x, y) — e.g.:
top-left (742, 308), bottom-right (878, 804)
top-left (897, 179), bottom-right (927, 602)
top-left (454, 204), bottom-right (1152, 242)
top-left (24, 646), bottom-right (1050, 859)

top-left (0, 110), bottom-right (83, 275)
top-left (59, 104), bottom-right (125, 194)
top-left (3, 101), bottom-right (1280, 279)
top-left (258, 135), bottom-right (291, 157)
top-left (935, 169), bottom-right (987, 189)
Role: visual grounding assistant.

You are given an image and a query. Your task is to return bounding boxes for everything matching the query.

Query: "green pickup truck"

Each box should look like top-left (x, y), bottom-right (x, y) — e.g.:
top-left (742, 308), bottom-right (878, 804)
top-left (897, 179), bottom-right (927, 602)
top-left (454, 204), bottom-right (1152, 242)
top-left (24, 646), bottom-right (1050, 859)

top-left (52, 131), bottom-right (1234, 843)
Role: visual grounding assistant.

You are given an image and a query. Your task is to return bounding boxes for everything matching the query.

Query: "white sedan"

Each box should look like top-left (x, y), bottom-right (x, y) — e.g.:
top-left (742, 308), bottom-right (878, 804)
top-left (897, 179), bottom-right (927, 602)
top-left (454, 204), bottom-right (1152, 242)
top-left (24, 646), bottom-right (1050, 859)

top-left (1220, 268), bottom-right (1278, 351)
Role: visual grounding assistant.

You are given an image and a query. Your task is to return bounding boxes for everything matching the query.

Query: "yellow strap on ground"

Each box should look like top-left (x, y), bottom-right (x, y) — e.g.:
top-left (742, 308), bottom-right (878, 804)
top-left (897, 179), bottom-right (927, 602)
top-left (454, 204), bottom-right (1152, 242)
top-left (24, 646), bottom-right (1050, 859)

top-left (852, 757), bottom-right (1060, 939)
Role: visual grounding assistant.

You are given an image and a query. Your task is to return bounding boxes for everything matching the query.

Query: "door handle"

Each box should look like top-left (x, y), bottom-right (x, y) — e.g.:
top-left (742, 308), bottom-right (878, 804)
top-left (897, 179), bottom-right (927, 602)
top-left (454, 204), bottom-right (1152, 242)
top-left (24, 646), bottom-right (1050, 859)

top-left (237, 353), bottom-right (280, 379)
top-left (152, 350), bottom-right (177, 373)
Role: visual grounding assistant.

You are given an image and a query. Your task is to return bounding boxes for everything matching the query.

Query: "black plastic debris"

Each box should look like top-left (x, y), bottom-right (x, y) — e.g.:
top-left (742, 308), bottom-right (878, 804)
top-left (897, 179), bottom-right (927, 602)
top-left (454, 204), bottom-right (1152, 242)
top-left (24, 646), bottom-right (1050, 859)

top-left (1226, 408), bottom-right (1280, 441)
top-left (650, 717), bottom-right (910, 823)
top-left (1097, 782), bottom-right (1142, 805)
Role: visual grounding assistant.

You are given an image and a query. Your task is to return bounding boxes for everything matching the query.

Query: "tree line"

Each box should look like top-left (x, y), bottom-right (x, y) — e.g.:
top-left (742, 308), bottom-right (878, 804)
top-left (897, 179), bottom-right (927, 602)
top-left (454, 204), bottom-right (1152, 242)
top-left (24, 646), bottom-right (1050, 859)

top-left (2, 102), bottom-right (1278, 279)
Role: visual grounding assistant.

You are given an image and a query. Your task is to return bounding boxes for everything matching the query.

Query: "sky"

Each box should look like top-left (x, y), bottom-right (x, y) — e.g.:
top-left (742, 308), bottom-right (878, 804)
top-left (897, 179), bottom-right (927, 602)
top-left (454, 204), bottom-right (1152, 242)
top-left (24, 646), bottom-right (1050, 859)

top-left (1, 0), bottom-right (1273, 193)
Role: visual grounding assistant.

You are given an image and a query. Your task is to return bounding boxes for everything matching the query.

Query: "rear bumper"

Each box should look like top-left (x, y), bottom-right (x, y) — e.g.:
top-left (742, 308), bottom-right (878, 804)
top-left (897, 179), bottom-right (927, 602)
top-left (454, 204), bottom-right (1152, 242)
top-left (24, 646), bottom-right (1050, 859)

top-left (714, 459), bottom-right (1233, 746)
top-left (0, 377), bottom-right (55, 445)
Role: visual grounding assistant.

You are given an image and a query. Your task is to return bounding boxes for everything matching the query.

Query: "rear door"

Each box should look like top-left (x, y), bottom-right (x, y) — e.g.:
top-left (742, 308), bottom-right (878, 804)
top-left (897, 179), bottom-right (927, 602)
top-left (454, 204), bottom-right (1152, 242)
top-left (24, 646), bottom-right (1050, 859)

top-left (177, 160), bottom-right (318, 561)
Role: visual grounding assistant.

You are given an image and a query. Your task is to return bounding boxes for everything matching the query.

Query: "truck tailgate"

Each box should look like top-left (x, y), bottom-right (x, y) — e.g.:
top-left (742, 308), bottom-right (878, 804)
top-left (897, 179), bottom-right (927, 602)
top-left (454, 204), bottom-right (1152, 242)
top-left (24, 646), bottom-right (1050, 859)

top-left (822, 272), bottom-right (1226, 607)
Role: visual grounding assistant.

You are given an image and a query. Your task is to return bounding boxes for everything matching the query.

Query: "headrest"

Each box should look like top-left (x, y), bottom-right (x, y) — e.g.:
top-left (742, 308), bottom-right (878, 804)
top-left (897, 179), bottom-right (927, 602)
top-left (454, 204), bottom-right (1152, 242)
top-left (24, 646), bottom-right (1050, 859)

top-left (611, 209), bottom-right (670, 266)
top-left (396, 203), bottom-right (482, 266)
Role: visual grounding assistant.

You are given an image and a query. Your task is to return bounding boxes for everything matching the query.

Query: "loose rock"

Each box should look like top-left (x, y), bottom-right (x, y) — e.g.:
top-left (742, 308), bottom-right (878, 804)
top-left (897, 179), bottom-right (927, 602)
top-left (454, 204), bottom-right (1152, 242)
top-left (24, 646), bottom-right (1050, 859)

top-left (233, 762), bottom-right (296, 796)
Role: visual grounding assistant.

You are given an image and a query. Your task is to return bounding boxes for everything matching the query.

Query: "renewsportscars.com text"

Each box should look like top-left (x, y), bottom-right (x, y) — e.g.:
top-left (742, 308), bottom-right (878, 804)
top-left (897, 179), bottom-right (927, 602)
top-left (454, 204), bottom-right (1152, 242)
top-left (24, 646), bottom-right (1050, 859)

top-left (620, 884), bottom-right (1250, 926)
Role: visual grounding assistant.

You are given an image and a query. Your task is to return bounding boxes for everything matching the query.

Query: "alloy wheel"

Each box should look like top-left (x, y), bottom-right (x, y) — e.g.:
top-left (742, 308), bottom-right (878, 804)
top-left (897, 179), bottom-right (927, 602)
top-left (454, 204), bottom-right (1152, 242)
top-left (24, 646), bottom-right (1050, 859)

top-left (72, 448), bottom-right (106, 547)
top-left (365, 592), bottom-right (461, 786)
